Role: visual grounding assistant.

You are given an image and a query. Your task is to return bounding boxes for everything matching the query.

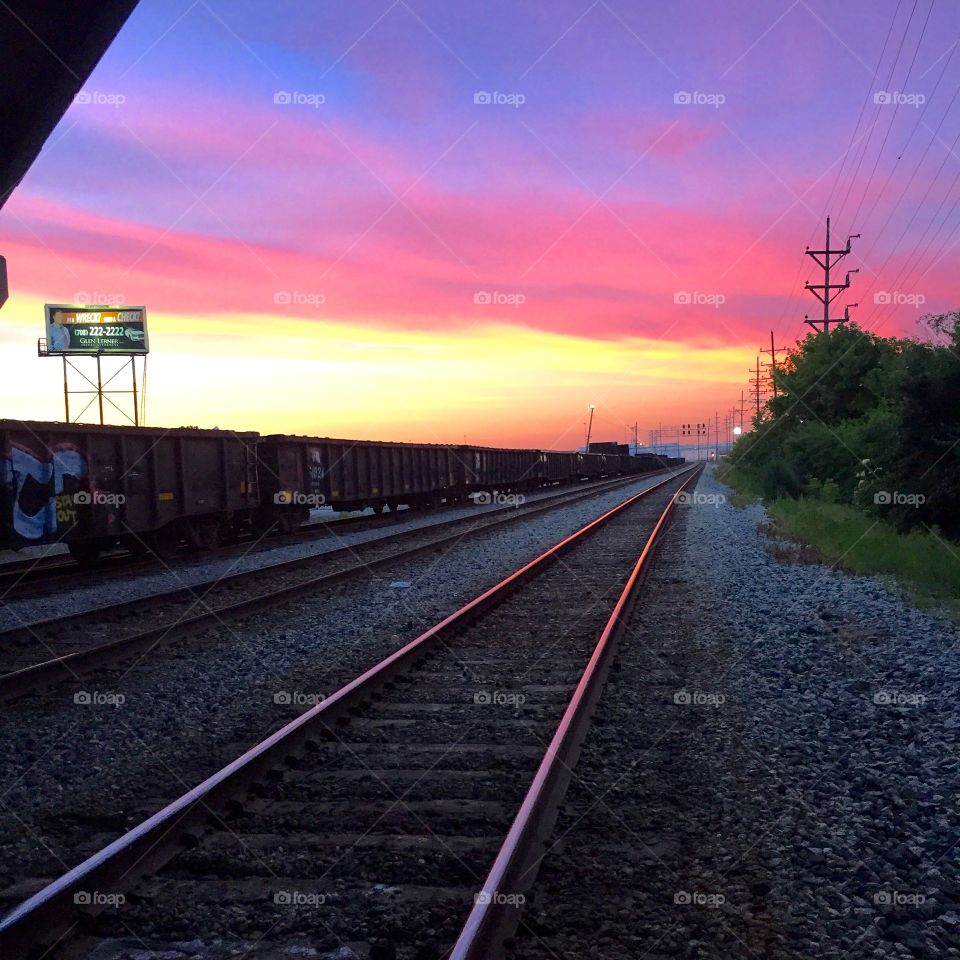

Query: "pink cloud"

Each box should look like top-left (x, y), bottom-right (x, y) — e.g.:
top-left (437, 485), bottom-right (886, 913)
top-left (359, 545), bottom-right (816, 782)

top-left (582, 113), bottom-right (719, 160)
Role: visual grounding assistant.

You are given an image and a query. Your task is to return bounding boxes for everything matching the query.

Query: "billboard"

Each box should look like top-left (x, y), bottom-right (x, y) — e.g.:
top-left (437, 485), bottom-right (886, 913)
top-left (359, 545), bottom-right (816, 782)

top-left (44, 304), bottom-right (149, 354)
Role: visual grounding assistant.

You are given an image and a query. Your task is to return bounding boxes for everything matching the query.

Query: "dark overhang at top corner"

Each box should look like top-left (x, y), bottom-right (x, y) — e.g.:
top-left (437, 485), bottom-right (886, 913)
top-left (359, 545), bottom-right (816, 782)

top-left (0, 1), bottom-right (140, 211)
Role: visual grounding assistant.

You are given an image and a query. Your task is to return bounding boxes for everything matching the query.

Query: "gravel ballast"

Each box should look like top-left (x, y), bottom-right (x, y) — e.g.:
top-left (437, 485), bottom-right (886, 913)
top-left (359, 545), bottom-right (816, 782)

top-left (513, 464), bottom-right (960, 959)
top-left (69, 485), bottom-right (686, 959)
top-left (0, 479), bottom-right (640, 630)
top-left (0, 472), bottom-right (681, 899)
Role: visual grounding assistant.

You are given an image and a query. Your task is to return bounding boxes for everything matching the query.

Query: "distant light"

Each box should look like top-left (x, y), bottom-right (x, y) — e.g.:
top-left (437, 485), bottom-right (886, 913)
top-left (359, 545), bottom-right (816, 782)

top-left (733, 426), bottom-right (742, 436)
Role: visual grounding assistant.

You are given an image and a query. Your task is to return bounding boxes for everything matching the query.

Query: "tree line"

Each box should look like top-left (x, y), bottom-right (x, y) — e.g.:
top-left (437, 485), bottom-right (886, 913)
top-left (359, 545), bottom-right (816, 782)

top-left (728, 315), bottom-right (960, 539)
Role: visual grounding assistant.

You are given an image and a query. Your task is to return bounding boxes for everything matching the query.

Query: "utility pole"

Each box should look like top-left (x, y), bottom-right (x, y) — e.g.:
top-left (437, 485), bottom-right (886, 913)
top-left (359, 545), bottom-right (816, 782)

top-left (737, 391), bottom-right (749, 431)
top-left (749, 356), bottom-right (767, 420)
top-left (804, 217), bottom-right (859, 333)
top-left (760, 330), bottom-right (790, 397)
top-left (585, 404), bottom-right (595, 450)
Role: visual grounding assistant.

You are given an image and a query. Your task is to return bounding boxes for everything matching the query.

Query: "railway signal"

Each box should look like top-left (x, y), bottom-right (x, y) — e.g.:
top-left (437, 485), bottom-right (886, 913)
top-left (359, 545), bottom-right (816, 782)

top-left (681, 422), bottom-right (707, 459)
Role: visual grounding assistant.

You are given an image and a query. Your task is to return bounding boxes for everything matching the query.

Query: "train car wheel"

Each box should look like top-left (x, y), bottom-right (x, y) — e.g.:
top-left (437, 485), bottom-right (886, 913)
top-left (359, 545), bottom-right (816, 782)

top-left (119, 534), bottom-right (150, 558)
top-left (193, 520), bottom-right (222, 552)
top-left (151, 526), bottom-right (182, 561)
top-left (68, 540), bottom-right (102, 565)
top-left (278, 512), bottom-right (302, 535)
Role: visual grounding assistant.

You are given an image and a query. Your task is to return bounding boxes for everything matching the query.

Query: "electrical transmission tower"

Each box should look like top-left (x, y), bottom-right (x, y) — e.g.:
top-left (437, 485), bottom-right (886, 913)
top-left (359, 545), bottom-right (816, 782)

top-left (804, 217), bottom-right (859, 333)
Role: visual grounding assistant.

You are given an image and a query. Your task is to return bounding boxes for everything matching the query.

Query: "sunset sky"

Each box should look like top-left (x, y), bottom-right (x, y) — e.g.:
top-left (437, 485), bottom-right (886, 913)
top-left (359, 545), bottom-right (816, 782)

top-left (2, 0), bottom-right (958, 448)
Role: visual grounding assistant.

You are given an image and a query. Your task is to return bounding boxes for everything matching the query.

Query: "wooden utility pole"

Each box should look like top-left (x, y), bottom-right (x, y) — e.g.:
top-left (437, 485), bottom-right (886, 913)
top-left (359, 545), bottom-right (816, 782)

top-left (760, 330), bottom-right (790, 397)
top-left (749, 357), bottom-right (767, 420)
top-left (737, 391), bottom-right (749, 431)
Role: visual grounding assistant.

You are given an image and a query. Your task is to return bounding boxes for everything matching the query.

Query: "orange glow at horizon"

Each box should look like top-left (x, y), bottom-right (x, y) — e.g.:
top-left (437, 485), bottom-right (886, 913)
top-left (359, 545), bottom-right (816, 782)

top-left (1, 297), bottom-right (748, 449)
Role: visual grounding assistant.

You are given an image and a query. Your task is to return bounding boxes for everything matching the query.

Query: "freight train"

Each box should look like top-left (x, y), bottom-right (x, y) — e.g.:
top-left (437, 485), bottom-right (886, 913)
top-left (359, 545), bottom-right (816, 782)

top-left (0, 421), bottom-right (684, 562)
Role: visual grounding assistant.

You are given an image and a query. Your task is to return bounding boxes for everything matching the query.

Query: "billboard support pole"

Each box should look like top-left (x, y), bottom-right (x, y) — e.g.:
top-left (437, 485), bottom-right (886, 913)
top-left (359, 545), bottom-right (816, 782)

top-left (96, 353), bottom-right (104, 425)
top-left (45, 352), bottom-right (142, 426)
top-left (131, 356), bottom-right (139, 427)
top-left (62, 355), bottom-right (70, 423)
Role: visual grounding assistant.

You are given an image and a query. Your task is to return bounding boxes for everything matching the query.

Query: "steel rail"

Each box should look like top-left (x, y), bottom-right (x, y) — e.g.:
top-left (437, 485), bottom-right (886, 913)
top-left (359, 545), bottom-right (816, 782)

top-left (0, 503), bottom-right (497, 598)
top-left (0, 469), bottom-right (695, 960)
top-left (449, 465), bottom-right (702, 959)
top-left (0, 497), bottom-right (516, 598)
top-left (0, 471), bottom-right (681, 702)
top-left (0, 471), bottom-right (649, 646)
top-left (0, 474), bottom-right (647, 599)
top-left (0, 512), bottom-right (396, 597)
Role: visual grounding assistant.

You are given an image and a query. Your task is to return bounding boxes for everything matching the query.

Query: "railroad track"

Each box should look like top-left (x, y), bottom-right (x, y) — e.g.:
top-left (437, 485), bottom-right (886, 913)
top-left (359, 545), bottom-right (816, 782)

top-left (0, 464), bottom-right (700, 959)
top-left (0, 551), bottom-right (93, 595)
top-left (0, 470), bottom-right (676, 701)
top-left (0, 504), bottom-right (469, 600)
top-left (0, 474), bottom-right (660, 601)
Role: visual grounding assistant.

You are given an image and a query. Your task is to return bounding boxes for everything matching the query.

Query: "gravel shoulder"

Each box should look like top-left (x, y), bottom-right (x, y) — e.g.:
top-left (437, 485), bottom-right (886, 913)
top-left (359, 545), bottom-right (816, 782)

top-left (513, 464), bottom-right (960, 959)
top-left (0, 473), bottom-right (676, 903)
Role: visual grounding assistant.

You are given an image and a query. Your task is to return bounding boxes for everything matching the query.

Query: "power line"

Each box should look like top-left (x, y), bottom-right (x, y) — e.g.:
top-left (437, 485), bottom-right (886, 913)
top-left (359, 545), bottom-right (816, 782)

top-left (859, 43), bottom-right (960, 259)
top-left (836, 0), bottom-right (921, 226)
top-left (854, 124), bottom-right (960, 331)
top-left (827, 0), bottom-right (907, 223)
top-left (856, 17), bottom-right (958, 246)
top-left (776, 0), bottom-right (907, 345)
top-left (847, 0), bottom-right (936, 232)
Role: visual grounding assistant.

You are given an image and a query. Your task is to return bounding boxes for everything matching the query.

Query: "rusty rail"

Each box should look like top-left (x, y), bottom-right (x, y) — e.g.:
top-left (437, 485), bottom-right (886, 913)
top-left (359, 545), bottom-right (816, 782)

top-left (449, 465), bottom-right (702, 958)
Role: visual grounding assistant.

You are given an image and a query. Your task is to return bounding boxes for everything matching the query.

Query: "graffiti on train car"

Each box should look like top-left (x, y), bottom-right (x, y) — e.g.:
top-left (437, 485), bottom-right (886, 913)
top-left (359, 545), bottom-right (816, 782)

top-left (0, 445), bottom-right (88, 542)
top-left (308, 447), bottom-right (325, 487)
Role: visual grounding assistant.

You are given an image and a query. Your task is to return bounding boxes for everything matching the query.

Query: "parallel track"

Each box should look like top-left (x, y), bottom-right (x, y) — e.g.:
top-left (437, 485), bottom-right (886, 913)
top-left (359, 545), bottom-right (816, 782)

top-left (0, 503), bottom-right (494, 600)
top-left (0, 465), bottom-right (700, 959)
top-left (0, 471), bottom-right (673, 700)
top-left (0, 475), bottom-right (656, 600)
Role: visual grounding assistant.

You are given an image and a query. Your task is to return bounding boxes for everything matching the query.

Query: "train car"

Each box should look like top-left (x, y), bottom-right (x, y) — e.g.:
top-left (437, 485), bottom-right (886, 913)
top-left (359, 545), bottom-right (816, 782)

top-left (600, 453), bottom-right (620, 475)
top-left (576, 452), bottom-right (600, 479)
top-left (632, 452), bottom-right (683, 472)
top-left (258, 435), bottom-right (469, 525)
top-left (0, 420), bottom-right (260, 560)
top-left (461, 446), bottom-right (544, 494)
top-left (260, 436), bottom-right (637, 525)
top-left (543, 450), bottom-right (577, 483)
top-left (0, 419), bottom-right (683, 560)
